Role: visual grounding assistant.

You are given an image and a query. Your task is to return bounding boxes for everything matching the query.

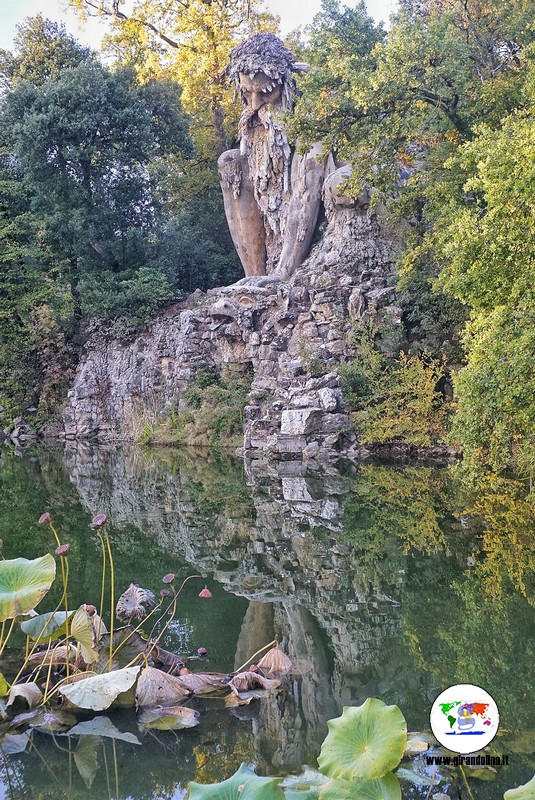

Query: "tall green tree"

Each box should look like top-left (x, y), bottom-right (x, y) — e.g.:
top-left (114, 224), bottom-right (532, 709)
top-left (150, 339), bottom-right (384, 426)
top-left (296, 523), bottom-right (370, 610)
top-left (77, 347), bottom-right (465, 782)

top-left (1, 58), bottom-right (191, 321)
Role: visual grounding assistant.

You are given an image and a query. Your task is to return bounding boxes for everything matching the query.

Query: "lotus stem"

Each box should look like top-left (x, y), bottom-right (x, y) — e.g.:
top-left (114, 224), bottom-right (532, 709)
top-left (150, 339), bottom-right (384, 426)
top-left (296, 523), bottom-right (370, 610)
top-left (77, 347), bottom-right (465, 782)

top-left (0, 620), bottom-right (5, 654)
top-left (145, 575), bottom-right (204, 658)
top-left (104, 531), bottom-right (115, 673)
top-left (62, 557), bottom-right (70, 678)
top-left (111, 599), bottom-right (164, 661)
top-left (42, 639), bottom-right (73, 704)
top-left (0, 618), bottom-right (17, 659)
top-left (460, 766), bottom-right (476, 800)
top-left (13, 586), bottom-right (72, 685)
top-left (102, 741), bottom-right (112, 800)
top-left (96, 532), bottom-right (107, 642)
top-left (112, 738), bottom-right (120, 799)
top-left (233, 639), bottom-right (277, 675)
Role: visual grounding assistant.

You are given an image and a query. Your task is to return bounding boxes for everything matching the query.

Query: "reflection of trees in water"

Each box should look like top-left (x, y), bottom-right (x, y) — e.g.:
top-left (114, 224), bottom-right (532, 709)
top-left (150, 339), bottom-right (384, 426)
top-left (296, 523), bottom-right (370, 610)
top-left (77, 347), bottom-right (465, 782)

top-left (1, 444), bottom-right (534, 788)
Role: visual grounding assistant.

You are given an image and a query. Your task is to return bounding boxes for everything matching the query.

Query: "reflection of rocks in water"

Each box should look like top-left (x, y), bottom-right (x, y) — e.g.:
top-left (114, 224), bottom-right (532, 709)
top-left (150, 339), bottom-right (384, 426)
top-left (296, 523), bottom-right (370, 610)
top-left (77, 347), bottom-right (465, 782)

top-left (62, 443), bottom-right (407, 768)
top-left (234, 602), bottom-right (337, 773)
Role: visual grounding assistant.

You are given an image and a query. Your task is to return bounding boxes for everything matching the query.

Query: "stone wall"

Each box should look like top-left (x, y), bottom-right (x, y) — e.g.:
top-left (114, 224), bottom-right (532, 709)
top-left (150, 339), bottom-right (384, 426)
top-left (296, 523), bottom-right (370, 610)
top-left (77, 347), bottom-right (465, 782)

top-left (62, 206), bottom-right (400, 460)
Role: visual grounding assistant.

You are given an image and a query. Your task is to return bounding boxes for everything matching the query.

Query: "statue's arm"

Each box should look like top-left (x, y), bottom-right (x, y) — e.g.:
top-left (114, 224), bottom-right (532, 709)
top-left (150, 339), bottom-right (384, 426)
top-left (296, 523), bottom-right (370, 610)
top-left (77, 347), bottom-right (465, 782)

top-left (218, 149), bottom-right (267, 277)
top-left (276, 143), bottom-right (326, 279)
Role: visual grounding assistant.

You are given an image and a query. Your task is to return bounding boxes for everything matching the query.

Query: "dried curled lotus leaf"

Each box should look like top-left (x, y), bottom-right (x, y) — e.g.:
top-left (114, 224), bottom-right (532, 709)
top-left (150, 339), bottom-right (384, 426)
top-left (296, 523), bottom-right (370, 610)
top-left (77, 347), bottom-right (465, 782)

top-left (317, 699), bottom-right (407, 781)
top-left (229, 671), bottom-right (280, 696)
top-left (26, 643), bottom-right (76, 669)
top-left (59, 666), bottom-right (141, 711)
top-left (187, 762), bottom-right (284, 800)
top-left (135, 666), bottom-right (190, 708)
top-left (257, 645), bottom-right (292, 677)
top-left (0, 555), bottom-right (56, 621)
top-left (138, 705), bottom-right (200, 730)
top-left (7, 682), bottom-right (43, 710)
top-left (177, 672), bottom-right (228, 695)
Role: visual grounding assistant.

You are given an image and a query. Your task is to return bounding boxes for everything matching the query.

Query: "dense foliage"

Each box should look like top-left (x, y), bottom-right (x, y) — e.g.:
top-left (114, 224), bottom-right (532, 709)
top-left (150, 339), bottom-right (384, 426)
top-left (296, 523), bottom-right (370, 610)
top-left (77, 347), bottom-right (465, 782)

top-left (293, 0), bottom-right (535, 476)
top-left (0, 16), bottom-right (242, 420)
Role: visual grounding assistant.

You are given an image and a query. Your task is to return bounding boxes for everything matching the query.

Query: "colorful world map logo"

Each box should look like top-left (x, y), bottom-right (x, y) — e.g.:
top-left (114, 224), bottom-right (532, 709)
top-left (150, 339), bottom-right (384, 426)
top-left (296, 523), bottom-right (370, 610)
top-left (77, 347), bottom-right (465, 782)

top-left (430, 684), bottom-right (499, 754)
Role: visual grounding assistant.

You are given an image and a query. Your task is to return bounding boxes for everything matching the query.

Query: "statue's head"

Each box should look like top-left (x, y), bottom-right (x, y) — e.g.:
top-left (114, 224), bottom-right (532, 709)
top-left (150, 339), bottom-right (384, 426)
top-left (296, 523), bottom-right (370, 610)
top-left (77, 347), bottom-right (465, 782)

top-left (224, 33), bottom-right (307, 115)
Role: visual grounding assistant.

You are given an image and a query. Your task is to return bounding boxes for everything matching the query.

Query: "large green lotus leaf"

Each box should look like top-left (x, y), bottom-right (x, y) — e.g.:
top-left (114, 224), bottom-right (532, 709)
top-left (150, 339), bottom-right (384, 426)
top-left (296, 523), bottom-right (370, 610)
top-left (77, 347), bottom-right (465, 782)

top-left (505, 775), bottom-right (535, 799)
top-left (320, 774), bottom-right (401, 800)
top-left (318, 699), bottom-right (407, 781)
top-left (285, 790), bottom-right (320, 799)
top-left (188, 763), bottom-right (284, 800)
top-left (21, 610), bottom-right (75, 641)
top-left (59, 666), bottom-right (141, 711)
top-left (0, 555), bottom-right (56, 621)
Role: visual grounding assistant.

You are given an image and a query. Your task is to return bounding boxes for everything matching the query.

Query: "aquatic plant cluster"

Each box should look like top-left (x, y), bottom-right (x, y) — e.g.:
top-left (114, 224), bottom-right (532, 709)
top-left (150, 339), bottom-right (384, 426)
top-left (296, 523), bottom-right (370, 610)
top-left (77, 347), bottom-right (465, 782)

top-left (0, 513), bottom-right (284, 739)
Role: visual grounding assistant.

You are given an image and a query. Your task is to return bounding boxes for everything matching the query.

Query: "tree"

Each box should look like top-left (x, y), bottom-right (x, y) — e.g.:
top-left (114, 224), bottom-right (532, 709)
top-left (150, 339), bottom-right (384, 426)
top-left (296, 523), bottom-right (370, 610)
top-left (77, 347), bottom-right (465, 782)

top-left (291, 0), bottom-right (535, 473)
top-left (0, 14), bottom-right (92, 93)
top-left (67, 0), bottom-right (278, 162)
top-left (433, 101), bottom-right (535, 476)
top-left (1, 57), bottom-right (191, 320)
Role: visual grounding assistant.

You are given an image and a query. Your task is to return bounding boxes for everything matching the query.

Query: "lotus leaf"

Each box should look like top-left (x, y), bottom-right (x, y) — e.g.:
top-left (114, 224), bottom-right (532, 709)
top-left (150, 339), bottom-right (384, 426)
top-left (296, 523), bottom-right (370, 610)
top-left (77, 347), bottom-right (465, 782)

top-left (74, 736), bottom-right (99, 789)
top-left (138, 705), bottom-right (200, 730)
top-left (21, 610), bottom-right (75, 641)
top-left (59, 666), bottom-right (141, 711)
top-left (396, 767), bottom-right (433, 787)
top-left (14, 709), bottom-right (78, 733)
top-left (280, 768), bottom-right (326, 791)
top-left (187, 762), bottom-right (284, 800)
top-left (0, 673), bottom-right (9, 697)
top-left (70, 606), bottom-right (101, 663)
top-left (0, 555), bottom-right (56, 621)
top-left (178, 672), bottom-right (228, 695)
top-left (320, 774), bottom-right (401, 800)
top-left (317, 699), bottom-right (407, 781)
top-left (135, 666), bottom-right (191, 708)
top-left (1, 732), bottom-right (30, 754)
top-left (257, 645), bottom-right (292, 677)
top-left (505, 775), bottom-right (535, 799)
top-left (229, 672), bottom-right (280, 698)
top-left (26, 644), bottom-right (76, 670)
top-left (100, 626), bottom-right (149, 667)
top-left (285, 791), bottom-right (320, 799)
top-left (6, 682), bottom-right (42, 710)
top-left (68, 716), bottom-right (141, 744)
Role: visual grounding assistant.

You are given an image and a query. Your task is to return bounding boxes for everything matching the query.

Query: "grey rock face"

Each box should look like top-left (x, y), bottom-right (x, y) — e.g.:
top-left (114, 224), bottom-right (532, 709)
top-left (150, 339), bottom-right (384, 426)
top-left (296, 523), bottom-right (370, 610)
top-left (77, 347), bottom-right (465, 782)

top-left (61, 204), bottom-right (401, 460)
top-left (61, 204), bottom-right (400, 461)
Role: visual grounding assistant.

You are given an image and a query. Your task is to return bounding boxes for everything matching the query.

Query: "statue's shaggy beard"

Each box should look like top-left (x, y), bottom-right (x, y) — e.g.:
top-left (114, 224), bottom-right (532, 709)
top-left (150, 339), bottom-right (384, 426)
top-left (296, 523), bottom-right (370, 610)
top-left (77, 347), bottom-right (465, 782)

top-left (239, 105), bottom-right (292, 229)
top-left (240, 106), bottom-right (292, 274)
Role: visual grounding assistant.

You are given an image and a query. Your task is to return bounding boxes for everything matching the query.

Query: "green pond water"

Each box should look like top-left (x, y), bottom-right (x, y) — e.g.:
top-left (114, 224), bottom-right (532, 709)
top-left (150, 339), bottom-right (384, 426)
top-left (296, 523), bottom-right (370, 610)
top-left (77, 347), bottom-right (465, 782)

top-left (0, 443), bottom-right (534, 799)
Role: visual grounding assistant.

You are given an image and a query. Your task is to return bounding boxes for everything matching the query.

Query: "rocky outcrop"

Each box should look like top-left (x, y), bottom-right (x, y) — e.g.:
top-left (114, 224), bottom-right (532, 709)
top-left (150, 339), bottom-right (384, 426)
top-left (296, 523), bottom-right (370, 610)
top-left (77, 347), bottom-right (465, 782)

top-left (62, 206), bottom-right (401, 460)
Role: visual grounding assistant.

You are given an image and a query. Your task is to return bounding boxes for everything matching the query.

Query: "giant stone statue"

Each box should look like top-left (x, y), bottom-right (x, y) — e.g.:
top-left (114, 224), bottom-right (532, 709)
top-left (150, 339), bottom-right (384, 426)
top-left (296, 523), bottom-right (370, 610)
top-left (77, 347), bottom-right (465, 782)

top-left (219, 33), bottom-right (356, 280)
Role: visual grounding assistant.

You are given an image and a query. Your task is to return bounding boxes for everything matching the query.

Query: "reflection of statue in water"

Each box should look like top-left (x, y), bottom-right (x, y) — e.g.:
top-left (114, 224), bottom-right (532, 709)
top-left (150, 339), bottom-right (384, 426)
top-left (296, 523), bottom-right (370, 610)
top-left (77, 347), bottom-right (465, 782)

top-left (219, 34), bottom-right (357, 280)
